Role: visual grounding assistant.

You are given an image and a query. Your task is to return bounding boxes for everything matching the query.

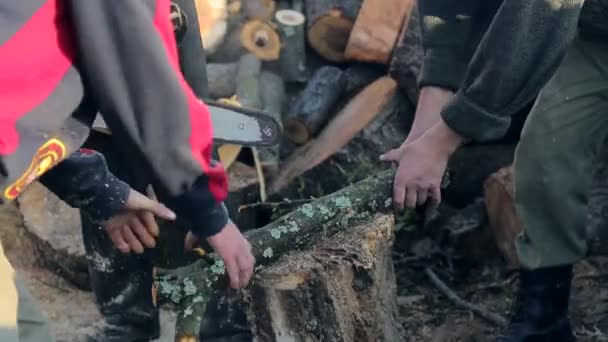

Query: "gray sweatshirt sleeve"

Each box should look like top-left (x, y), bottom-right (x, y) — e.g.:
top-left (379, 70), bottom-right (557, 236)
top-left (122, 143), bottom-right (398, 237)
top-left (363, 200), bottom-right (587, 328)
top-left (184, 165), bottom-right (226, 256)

top-left (440, 0), bottom-right (584, 142)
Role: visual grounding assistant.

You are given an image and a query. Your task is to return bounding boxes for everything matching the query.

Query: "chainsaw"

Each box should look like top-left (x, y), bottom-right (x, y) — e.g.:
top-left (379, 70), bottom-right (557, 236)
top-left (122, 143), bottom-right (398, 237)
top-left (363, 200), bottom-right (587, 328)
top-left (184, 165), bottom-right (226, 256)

top-left (92, 99), bottom-right (282, 147)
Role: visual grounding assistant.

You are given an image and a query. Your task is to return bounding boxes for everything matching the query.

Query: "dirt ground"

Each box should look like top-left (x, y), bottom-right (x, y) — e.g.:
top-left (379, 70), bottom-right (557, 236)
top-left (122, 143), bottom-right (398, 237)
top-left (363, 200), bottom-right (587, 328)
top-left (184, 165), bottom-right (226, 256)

top-left (0, 202), bottom-right (177, 342)
top-left (2, 200), bottom-right (608, 341)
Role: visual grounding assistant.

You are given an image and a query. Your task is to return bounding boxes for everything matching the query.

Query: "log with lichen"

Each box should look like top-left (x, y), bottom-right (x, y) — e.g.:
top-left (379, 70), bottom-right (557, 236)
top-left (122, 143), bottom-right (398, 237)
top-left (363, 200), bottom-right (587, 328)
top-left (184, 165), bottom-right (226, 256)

top-left (168, 168), bottom-right (399, 341)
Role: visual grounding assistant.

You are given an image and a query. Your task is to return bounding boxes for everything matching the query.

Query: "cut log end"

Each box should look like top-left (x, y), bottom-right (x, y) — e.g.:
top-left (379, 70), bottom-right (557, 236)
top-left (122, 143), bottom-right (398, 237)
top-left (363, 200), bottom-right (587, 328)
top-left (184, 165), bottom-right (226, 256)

top-left (240, 20), bottom-right (281, 61)
top-left (344, 0), bottom-right (414, 64)
top-left (275, 9), bottom-right (306, 26)
top-left (308, 14), bottom-right (354, 62)
top-left (283, 118), bottom-right (310, 145)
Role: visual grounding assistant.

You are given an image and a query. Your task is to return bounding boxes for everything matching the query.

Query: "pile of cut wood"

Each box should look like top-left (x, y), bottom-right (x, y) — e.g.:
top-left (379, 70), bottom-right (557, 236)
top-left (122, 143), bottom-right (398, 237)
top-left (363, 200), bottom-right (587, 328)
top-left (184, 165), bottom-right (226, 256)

top-left (195, 0), bottom-right (423, 210)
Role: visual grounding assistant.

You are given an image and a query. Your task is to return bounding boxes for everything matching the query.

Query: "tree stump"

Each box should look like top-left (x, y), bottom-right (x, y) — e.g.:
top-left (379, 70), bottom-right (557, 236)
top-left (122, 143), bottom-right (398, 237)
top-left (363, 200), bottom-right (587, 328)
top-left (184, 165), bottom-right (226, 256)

top-left (17, 182), bottom-right (90, 289)
top-left (484, 154), bottom-right (608, 266)
top-left (243, 213), bottom-right (404, 341)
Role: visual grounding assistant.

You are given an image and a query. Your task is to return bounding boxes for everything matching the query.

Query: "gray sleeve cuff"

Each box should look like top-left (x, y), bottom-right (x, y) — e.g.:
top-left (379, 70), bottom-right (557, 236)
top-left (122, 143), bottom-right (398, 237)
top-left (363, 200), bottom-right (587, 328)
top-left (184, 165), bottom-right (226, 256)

top-left (440, 90), bottom-right (511, 142)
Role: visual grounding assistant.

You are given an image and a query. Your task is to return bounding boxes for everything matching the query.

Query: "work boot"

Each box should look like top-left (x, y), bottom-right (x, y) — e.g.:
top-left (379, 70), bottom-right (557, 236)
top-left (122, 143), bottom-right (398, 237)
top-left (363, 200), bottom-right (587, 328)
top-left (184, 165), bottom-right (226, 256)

top-left (498, 265), bottom-right (576, 342)
top-left (199, 289), bottom-right (253, 342)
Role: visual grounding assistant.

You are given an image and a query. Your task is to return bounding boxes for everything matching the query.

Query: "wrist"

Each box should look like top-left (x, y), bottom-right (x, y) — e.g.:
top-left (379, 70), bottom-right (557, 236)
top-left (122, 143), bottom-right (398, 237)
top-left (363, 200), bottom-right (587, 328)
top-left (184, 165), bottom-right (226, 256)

top-left (431, 119), bottom-right (465, 156)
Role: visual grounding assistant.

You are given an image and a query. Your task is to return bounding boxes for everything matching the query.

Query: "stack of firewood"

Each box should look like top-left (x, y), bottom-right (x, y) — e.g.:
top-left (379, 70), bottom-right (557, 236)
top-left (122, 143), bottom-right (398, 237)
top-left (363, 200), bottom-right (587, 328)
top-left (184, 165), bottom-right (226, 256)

top-left (197, 0), bottom-right (422, 205)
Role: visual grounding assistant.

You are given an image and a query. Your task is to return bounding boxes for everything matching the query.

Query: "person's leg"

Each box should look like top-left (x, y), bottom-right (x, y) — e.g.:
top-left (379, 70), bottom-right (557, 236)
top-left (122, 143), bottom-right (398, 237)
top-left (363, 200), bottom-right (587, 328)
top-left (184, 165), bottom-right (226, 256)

top-left (500, 35), bottom-right (608, 341)
top-left (0, 241), bottom-right (19, 342)
top-left (81, 132), bottom-right (160, 342)
top-left (15, 276), bottom-right (55, 342)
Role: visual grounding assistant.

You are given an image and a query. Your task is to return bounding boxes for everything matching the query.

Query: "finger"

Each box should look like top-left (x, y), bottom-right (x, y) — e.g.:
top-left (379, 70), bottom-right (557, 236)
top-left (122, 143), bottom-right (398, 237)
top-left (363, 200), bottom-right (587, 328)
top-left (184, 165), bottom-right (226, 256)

top-left (108, 228), bottom-right (130, 254)
top-left (122, 225), bottom-right (144, 254)
top-left (140, 211), bottom-right (160, 237)
top-left (184, 231), bottom-right (198, 251)
top-left (393, 181), bottom-right (406, 212)
top-left (416, 187), bottom-right (429, 206)
top-left (404, 187), bottom-right (418, 209)
top-left (126, 190), bottom-right (176, 220)
top-left (236, 253), bottom-right (254, 288)
top-left (130, 217), bottom-right (156, 248)
top-left (430, 185), bottom-right (442, 205)
top-left (223, 258), bottom-right (241, 289)
top-left (379, 148), bottom-right (401, 162)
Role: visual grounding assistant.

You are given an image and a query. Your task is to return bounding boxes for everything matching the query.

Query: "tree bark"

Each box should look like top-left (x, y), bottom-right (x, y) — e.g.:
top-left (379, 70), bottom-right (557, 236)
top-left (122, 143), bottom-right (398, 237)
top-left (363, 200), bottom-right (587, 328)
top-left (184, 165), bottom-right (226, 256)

top-left (240, 19), bottom-right (282, 61)
top-left (257, 71), bottom-right (285, 173)
top-left (342, 63), bottom-right (387, 97)
top-left (244, 214), bottom-right (403, 341)
top-left (270, 76), bottom-right (398, 194)
top-left (206, 62), bottom-right (238, 99)
top-left (283, 66), bottom-right (345, 144)
top-left (235, 54), bottom-right (262, 108)
top-left (344, 0), bottom-right (415, 64)
top-left (275, 9), bottom-right (308, 83)
top-left (388, 2), bottom-right (422, 104)
top-left (306, 0), bottom-right (363, 62)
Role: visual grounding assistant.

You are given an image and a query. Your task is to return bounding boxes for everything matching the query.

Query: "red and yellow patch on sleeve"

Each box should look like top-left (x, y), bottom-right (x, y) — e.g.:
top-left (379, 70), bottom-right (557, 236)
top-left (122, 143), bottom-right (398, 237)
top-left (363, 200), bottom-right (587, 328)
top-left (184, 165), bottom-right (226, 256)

top-left (4, 138), bottom-right (67, 200)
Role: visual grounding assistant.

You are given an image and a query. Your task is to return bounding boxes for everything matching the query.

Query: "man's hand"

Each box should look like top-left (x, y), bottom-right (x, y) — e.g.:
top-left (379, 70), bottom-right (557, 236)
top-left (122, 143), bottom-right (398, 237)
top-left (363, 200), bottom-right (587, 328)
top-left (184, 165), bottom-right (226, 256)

top-left (381, 120), bottom-right (464, 210)
top-left (205, 222), bottom-right (255, 289)
top-left (102, 189), bottom-right (176, 254)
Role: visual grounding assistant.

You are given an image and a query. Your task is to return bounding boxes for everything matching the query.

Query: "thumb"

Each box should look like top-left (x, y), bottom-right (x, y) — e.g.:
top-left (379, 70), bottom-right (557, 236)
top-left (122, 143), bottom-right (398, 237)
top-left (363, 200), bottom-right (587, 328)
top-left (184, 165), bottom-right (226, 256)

top-left (125, 190), bottom-right (177, 220)
top-left (379, 148), bottom-right (402, 162)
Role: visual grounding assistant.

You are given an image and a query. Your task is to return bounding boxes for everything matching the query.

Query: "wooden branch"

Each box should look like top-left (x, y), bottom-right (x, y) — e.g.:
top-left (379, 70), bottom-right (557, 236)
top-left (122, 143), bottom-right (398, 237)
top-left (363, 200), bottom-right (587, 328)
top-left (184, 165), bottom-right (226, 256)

top-left (344, 0), bottom-right (414, 64)
top-left (240, 20), bottom-right (282, 61)
top-left (257, 71), bottom-right (285, 172)
top-left (270, 76), bottom-right (398, 194)
top-left (275, 9), bottom-right (308, 83)
top-left (424, 267), bottom-right (507, 327)
top-left (306, 0), bottom-right (363, 62)
top-left (283, 66), bottom-right (345, 144)
top-left (171, 168), bottom-right (399, 341)
top-left (193, 0), bottom-right (228, 53)
top-left (206, 62), bottom-right (238, 99)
